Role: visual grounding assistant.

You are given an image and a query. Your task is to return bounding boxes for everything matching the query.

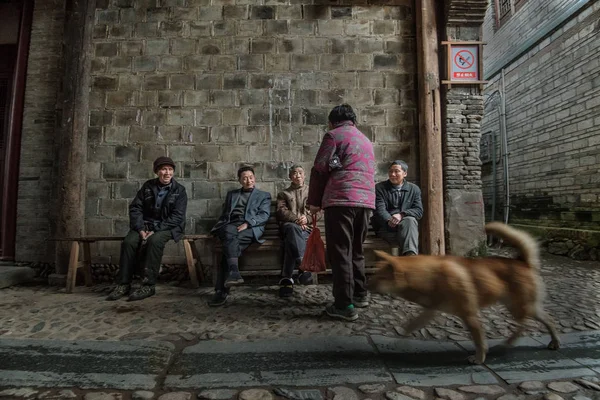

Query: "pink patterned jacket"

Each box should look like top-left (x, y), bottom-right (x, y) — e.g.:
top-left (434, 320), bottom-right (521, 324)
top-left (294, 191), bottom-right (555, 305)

top-left (307, 121), bottom-right (376, 209)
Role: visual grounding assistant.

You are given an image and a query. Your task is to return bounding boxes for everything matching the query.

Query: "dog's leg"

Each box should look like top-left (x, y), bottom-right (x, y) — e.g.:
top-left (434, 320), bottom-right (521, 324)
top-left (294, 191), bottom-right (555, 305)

top-left (462, 315), bottom-right (488, 365)
top-left (534, 310), bottom-right (561, 350)
top-left (401, 309), bottom-right (437, 336)
top-left (505, 323), bottom-right (526, 347)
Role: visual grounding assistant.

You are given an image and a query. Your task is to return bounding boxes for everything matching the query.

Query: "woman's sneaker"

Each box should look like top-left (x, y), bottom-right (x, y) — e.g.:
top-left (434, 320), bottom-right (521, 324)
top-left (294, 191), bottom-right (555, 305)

top-left (353, 293), bottom-right (370, 308)
top-left (325, 304), bottom-right (358, 321)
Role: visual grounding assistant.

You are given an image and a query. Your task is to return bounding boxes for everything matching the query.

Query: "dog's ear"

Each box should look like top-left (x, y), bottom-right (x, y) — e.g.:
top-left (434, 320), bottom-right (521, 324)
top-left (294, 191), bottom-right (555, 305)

top-left (374, 250), bottom-right (396, 262)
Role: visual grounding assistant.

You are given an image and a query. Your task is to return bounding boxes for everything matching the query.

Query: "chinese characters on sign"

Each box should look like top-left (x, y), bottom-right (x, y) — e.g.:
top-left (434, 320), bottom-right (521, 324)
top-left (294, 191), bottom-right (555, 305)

top-left (451, 45), bottom-right (479, 82)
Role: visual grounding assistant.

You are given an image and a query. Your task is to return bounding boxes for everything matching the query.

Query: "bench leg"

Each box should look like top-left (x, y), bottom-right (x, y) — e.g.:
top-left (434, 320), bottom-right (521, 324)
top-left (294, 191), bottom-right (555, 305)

top-left (66, 241), bottom-right (80, 294)
top-left (183, 239), bottom-right (199, 288)
top-left (190, 240), bottom-right (205, 283)
top-left (212, 249), bottom-right (220, 287)
top-left (82, 242), bottom-right (93, 287)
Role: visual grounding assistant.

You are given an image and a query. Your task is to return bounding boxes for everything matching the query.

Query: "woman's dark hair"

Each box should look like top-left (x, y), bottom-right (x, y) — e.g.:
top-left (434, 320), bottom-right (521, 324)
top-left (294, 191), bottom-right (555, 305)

top-left (237, 165), bottom-right (255, 179)
top-left (328, 104), bottom-right (357, 125)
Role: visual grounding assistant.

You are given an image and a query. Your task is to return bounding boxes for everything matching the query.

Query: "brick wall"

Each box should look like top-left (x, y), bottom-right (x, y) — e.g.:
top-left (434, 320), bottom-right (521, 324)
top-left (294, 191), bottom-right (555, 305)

top-left (482, 1), bottom-right (600, 230)
top-left (482, 0), bottom-right (586, 78)
top-left (86, 0), bottom-right (418, 262)
top-left (16, 0), bottom-right (65, 262)
top-left (443, 23), bottom-right (486, 255)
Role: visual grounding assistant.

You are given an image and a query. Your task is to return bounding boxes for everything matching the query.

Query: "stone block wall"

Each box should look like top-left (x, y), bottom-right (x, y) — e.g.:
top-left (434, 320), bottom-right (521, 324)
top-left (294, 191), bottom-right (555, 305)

top-left (16, 0), bottom-right (65, 262)
top-left (482, 0), bottom-right (600, 258)
top-left (85, 0), bottom-right (419, 262)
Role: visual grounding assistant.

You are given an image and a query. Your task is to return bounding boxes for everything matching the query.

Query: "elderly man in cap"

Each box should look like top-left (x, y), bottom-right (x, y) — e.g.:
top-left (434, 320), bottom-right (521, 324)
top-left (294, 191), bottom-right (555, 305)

top-left (106, 156), bottom-right (188, 301)
top-left (372, 160), bottom-right (423, 256)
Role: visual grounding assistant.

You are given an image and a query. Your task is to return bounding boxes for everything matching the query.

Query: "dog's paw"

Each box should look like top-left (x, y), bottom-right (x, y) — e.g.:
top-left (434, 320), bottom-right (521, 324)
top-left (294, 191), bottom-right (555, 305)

top-left (547, 339), bottom-right (560, 350)
top-left (467, 355), bottom-right (485, 365)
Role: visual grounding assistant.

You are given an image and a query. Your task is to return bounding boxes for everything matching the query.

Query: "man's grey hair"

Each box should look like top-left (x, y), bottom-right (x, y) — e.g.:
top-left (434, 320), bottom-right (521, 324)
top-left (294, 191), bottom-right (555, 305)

top-left (288, 164), bottom-right (304, 177)
top-left (390, 160), bottom-right (408, 173)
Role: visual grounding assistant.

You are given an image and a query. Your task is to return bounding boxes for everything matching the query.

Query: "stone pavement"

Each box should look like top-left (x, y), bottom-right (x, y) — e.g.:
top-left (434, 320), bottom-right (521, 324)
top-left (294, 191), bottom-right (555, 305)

top-left (0, 251), bottom-right (598, 342)
top-left (0, 250), bottom-right (599, 399)
top-left (1, 332), bottom-right (600, 399)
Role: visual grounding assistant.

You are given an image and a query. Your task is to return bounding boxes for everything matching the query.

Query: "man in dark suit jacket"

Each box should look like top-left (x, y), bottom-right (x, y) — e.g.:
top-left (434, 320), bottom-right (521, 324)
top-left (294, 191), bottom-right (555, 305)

top-left (208, 166), bottom-right (271, 306)
top-left (372, 160), bottom-right (423, 256)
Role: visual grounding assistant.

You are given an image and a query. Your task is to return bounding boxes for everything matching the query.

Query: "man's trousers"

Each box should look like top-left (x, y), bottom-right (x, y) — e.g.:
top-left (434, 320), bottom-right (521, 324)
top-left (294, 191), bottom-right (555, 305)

top-left (376, 216), bottom-right (419, 255)
top-left (214, 222), bottom-right (255, 292)
top-left (280, 222), bottom-right (310, 281)
top-left (117, 230), bottom-right (172, 285)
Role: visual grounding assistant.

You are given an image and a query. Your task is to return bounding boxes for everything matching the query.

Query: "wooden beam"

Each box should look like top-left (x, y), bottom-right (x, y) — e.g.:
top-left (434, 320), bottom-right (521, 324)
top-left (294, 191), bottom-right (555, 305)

top-left (416, 0), bottom-right (445, 255)
top-left (54, 0), bottom-right (94, 274)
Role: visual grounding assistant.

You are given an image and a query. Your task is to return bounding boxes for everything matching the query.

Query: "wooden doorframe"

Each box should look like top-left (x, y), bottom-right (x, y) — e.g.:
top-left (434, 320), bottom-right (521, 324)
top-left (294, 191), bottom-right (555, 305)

top-left (0, 0), bottom-right (33, 260)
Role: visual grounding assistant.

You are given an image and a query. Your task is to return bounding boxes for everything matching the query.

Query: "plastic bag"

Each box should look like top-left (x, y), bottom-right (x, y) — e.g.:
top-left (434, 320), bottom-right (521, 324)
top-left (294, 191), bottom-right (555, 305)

top-left (300, 217), bottom-right (327, 272)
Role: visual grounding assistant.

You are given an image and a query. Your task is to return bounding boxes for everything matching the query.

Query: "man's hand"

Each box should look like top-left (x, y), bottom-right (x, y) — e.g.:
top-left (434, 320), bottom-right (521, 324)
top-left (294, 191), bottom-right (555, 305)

top-left (237, 222), bottom-right (249, 232)
top-left (139, 230), bottom-right (150, 240)
top-left (309, 205), bottom-right (321, 215)
top-left (388, 213), bottom-right (403, 228)
top-left (296, 215), bottom-right (308, 226)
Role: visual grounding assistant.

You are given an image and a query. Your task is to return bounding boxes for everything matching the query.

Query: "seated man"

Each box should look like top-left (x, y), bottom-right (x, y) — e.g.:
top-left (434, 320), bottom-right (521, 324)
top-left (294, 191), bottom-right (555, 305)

top-left (107, 156), bottom-right (188, 301)
top-left (372, 160), bottom-right (423, 256)
top-left (275, 164), bottom-right (314, 298)
top-left (208, 166), bottom-right (271, 306)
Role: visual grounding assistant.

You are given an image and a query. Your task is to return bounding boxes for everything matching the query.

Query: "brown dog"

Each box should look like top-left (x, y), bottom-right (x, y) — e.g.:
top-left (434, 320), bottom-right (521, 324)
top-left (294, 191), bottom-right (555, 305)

top-left (369, 222), bottom-right (561, 364)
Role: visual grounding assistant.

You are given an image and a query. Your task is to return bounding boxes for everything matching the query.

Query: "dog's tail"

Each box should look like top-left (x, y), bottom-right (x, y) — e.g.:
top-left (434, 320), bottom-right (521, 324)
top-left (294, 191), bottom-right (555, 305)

top-left (485, 222), bottom-right (540, 269)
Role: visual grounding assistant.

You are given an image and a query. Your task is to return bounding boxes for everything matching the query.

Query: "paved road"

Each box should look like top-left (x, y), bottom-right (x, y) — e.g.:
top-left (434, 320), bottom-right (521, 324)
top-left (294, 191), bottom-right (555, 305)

top-left (1, 331), bottom-right (600, 399)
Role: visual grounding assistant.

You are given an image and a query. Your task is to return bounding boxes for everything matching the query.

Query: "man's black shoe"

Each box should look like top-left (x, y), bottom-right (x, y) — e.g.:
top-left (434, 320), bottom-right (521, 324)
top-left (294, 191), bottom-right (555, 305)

top-left (279, 278), bottom-right (294, 298)
top-left (106, 284), bottom-right (131, 301)
top-left (297, 271), bottom-right (314, 285)
top-left (208, 290), bottom-right (228, 307)
top-left (225, 268), bottom-right (244, 288)
top-left (127, 285), bottom-right (155, 301)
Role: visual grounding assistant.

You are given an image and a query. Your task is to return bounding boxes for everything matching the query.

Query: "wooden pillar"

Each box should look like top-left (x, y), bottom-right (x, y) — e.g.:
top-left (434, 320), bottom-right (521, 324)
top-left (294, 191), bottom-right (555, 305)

top-left (54, 0), bottom-right (94, 275)
top-left (415, 0), bottom-right (445, 255)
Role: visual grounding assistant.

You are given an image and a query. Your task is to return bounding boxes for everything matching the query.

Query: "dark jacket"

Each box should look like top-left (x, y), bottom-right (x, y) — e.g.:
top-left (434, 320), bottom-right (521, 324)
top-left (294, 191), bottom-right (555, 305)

top-left (372, 180), bottom-right (423, 231)
top-left (129, 178), bottom-right (188, 242)
top-left (211, 188), bottom-right (272, 243)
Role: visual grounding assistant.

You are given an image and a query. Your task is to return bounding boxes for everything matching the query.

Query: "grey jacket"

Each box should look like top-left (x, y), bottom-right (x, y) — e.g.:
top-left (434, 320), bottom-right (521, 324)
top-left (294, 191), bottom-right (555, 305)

top-left (211, 188), bottom-right (272, 243)
top-left (372, 180), bottom-right (423, 231)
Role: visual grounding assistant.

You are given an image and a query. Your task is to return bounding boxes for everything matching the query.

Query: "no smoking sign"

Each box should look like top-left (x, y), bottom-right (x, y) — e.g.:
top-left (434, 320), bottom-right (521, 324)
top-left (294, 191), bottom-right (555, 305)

top-left (450, 45), bottom-right (479, 81)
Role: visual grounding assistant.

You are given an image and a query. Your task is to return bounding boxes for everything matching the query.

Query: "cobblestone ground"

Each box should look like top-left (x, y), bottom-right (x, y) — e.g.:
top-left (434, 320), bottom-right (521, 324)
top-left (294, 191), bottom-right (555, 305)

top-left (2, 379), bottom-right (600, 400)
top-left (1, 251), bottom-right (599, 343)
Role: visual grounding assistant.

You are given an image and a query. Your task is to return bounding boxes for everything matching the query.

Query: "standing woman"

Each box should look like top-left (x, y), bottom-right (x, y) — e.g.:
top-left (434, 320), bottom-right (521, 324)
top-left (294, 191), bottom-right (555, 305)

top-left (307, 104), bottom-right (376, 321)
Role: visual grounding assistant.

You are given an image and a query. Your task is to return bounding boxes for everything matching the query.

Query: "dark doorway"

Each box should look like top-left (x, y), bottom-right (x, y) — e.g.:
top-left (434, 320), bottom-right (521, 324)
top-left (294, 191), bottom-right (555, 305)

top-left (0, 0), bottom-right (33, 260)
top-left (0, 45), bottom-right (18, 254)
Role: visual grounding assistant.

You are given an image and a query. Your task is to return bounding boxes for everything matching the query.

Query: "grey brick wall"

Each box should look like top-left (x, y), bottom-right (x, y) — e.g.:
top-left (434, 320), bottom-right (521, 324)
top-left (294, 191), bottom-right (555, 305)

top-left (15, 0), bottom-right (65, 262)
top-left (86, 0), bottom-right (419, 262)
top-left (482, 1), bottom-right (600, 229)
top-left (482, 0), bottom-right (585, 78)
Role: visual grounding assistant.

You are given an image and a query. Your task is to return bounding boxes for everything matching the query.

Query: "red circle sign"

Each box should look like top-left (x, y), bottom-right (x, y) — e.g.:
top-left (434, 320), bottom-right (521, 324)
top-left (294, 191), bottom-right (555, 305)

top-left (454, 50), bottom-right (475, 69)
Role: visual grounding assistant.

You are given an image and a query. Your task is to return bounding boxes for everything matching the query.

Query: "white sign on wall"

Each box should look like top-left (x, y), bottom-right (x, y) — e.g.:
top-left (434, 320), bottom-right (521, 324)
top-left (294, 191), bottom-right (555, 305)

top-left (450, 45), bottom-right (479, 81)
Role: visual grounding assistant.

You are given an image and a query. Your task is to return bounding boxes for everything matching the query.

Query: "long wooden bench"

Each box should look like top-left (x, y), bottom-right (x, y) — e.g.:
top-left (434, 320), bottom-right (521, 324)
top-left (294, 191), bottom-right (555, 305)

top-left (54, 235), bottom-right (208, 293)
top-left (205, 204), bottom-right (395, 283)
top-left (57, 205), bottom-right (395, 293)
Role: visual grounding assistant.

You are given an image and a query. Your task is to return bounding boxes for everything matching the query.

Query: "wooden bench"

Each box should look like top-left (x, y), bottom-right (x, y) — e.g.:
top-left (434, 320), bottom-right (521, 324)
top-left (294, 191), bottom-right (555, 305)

top-left (55, 235), bottom-right (208, 293)
top-left (56, 206), bottom-right (395, 293)
top-left (209, 204), bottom-right (394, 282)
